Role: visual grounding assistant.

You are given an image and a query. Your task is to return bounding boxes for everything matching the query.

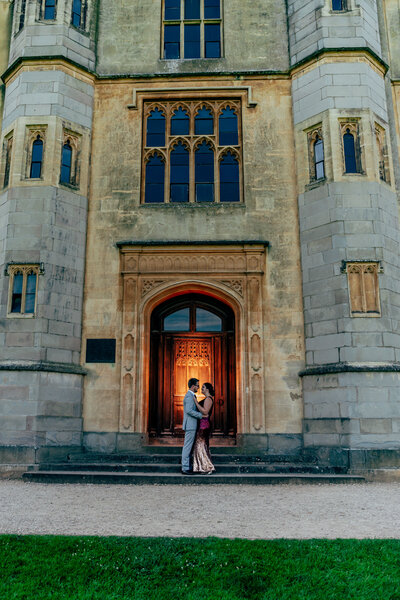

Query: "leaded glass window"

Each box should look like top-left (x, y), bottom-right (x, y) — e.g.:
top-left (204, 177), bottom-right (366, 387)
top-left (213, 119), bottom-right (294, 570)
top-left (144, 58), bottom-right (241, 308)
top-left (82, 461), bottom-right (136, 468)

top-left (142, 99), bottom-right (242, 204)
top-left (163, 0), bottom-right (222, 59)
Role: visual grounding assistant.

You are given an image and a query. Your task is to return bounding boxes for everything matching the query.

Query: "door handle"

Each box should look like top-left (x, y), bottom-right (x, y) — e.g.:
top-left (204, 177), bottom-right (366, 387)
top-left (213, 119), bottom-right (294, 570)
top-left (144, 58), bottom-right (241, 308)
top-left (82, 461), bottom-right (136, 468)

top-left (218, 398), bottom-right (224, 406)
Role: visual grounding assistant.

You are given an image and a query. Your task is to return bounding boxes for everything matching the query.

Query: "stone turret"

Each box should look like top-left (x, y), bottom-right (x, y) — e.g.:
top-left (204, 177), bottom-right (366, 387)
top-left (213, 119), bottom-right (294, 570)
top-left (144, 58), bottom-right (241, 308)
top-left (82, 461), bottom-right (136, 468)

top-left (0, 0), bottom-right (96, 462)
top-left (289, 0), bottom-right (400, 465)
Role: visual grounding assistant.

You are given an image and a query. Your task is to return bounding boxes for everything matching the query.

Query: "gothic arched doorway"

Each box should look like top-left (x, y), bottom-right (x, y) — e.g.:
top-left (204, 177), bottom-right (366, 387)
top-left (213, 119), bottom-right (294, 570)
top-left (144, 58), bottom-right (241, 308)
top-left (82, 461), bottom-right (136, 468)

top-left (149, 294), bottom-right (236, 442)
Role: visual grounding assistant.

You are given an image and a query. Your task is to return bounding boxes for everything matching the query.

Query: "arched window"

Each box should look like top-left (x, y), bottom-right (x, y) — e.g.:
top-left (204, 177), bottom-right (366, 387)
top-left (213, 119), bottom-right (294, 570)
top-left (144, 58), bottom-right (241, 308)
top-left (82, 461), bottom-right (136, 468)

top-left (219, 107), bottom-right (238, 146)
top-left (343, 128), bottom-right (357, 173)
top-left (314, 136), bottom-right (325, 180)
top-left (195, 106), bottom-right (213, 135)
top-left (146, 108), bottom-right (166, 147)
top-left (4, 136), bottom-right (13, 188)
top-left (332, 0), bottom-right (346, 9)
top-left (145, 154), bottom-right (165, 203)
top-left (44, 0), bottom-right (56, 20)
top-left (195, 141), bottom-right (214, 202)
top-left (60, 140), bottom-right (73, 184)
top-left (8, 265), bottom-right (39, 316)
top-left (220, 152), bottom-right (240, 203)
top-left (71, 0), bottom-right (85, 28)
top-left (170, 141), bottom-right (189, 202)
top-left (171, 107), bottom-right (190, 136)
top-left (30, 136), bottom-right (44, 179)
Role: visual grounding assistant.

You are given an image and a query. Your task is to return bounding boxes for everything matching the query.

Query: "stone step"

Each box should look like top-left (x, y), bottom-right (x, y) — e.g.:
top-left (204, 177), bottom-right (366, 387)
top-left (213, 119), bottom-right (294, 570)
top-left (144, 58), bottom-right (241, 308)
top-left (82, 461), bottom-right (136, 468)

top-left (66, 452), bottom-right (312, 465)
top-left (29, 462), bottom-right (340, 474)
top-left (22, 471), bottom-right (365, 485)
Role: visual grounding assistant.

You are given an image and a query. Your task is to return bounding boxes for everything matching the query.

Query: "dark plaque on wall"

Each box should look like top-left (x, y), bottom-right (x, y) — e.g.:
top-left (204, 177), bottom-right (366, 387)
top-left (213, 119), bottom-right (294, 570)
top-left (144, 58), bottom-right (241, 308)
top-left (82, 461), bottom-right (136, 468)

top-left (86, 339), bottom-right (116, 363)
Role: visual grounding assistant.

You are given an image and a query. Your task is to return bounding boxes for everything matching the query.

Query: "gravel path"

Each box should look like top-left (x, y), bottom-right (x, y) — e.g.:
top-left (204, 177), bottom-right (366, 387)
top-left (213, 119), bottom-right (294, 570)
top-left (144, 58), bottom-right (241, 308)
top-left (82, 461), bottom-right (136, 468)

top-left (1, 480), bottom-right (399, 539)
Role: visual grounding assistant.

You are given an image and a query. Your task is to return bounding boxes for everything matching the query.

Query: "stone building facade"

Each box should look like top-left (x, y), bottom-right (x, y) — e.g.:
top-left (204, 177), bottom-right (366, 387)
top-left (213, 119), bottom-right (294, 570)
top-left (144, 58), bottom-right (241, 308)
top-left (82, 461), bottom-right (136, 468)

top-left (1, 0), bottom-right (400, 470)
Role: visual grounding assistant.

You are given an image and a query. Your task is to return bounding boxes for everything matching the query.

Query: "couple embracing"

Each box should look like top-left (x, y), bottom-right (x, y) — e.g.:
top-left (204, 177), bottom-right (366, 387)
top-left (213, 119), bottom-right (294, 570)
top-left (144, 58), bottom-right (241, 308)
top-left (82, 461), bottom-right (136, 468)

top-left (181, 378), bottom-right (216, 475)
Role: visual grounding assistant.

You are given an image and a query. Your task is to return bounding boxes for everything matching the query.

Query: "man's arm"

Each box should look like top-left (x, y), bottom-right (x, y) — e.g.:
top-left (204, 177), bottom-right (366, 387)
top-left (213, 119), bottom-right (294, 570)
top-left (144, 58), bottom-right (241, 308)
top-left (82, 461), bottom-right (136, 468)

top-left (186, 407), bottom-right (203, 420)
top-left (184, 394), bottom-right (203, 420)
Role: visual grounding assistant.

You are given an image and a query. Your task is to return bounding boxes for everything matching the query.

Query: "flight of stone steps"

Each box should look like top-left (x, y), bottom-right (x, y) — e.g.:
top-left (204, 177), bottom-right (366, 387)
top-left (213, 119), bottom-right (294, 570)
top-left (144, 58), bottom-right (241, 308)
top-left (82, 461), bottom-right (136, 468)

top-left (23, 447), bottom-right (365, 485)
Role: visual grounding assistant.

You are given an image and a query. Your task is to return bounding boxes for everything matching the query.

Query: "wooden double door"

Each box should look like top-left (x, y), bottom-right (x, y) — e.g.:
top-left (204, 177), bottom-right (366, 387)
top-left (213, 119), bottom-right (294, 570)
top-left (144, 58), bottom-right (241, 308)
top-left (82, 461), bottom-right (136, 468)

top-left (149, 295), bottom-right (236, 440)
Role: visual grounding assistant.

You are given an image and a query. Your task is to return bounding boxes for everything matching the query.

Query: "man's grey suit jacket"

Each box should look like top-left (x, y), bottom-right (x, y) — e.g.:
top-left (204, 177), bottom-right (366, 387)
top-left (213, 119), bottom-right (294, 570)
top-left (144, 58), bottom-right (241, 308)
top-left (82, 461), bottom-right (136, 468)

top-left (182, 391), bottom-right (203, 431)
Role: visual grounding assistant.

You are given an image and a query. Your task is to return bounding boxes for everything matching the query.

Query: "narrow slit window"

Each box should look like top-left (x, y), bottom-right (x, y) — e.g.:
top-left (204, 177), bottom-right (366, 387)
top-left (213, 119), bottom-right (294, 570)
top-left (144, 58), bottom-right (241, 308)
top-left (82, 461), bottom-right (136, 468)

top-left (145, 154), bottom-right (165, 203)
top-left (11, 273), bottom-right (23, 313)
top-left (4, 136), bottom-right (13, 188)
top-left (347, 262), bottom-right (381, 316)
top-left (314, 136), bottom-right (325, 180)
top-left (30, 136), bottom-right (44, 179)
top-left (170, 142), bottom-right (189, 203)
top-left (343, 128), bottom-right (358, 173)
top-left (25, 273), bottom-right (37, 314)
top-left (60, 140), bottom-right (72, 184)
top-left (71, 0), bottom-right (82, 28)
top-left (195, 141), bottom-right (214, 202)
top-left (147, 108), bottom-right (166, 147)
top-left (19, 0), bottom-right (26, 31)
top-left (44, 0), bottom-right (56, 19)
top-left (220, 152), bottom-right (240, 202)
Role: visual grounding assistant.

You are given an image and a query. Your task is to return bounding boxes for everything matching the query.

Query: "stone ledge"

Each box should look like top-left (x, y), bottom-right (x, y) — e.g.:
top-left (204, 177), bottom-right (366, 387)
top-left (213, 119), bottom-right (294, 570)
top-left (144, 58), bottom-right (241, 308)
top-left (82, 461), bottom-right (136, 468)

top-left (300, 362), bottom-right (400, 377)
top-left (0, 361), bottom-right (87, 375)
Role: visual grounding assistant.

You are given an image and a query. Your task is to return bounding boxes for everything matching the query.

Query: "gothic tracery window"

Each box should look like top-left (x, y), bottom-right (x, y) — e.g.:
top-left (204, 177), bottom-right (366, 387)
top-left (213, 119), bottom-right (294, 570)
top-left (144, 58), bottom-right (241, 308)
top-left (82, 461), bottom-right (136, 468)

top-left (3, 135), bottom-right (13, 188)
top-left (142, 99), bottom-right (242, 204)
top-left (163, 0), bottom-right (222, 59)
top-left (307, 127), bottom-right (325, 182)
top-left (375, 124), bottom-right (391, 185)
top-left (7, 265), bottom-right (40, 317)
top-left (346, 262), bottom-right (381, 316)
top-left (30, 135), bottom-right (44, 178)
top-left (60, 131), bottom-right (80, 187)
top-left (340, 121), bottom-right (362, 174)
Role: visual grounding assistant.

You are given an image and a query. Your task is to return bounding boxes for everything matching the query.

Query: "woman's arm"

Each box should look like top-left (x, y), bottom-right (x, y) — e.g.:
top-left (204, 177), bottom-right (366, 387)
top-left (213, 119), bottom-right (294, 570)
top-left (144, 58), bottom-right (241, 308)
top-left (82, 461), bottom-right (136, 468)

top-left (194, 397), bottom-right (209, 415)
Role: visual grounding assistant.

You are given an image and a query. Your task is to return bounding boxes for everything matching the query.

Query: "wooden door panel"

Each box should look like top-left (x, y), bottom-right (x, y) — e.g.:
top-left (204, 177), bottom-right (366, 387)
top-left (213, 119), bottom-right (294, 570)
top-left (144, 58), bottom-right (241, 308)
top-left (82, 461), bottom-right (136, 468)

top-left (172, 338), bottom-right (212, 431)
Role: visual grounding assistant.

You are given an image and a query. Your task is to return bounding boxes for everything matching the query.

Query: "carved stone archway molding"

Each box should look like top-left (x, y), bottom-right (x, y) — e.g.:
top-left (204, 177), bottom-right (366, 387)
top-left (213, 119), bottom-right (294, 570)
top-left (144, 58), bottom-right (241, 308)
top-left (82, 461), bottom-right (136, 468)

top-left (117, 241), bottom-right (268, 437)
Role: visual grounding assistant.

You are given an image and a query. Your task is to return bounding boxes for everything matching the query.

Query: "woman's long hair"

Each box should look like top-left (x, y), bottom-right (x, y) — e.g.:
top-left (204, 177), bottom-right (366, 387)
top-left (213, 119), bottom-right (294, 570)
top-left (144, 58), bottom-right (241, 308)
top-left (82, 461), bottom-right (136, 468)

top-left (203, 382), bottom-right (214, 397)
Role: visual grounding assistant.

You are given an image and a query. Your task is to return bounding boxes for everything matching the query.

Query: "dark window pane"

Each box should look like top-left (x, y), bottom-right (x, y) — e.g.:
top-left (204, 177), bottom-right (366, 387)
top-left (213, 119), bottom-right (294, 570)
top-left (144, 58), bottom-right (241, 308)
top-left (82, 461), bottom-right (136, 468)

top-left (86, 339), bottom-right (116, 363)
top-left (30, 139), bottom-right (43, 178)
top-left (205, 24), bottom-right (220, 58)
top-left (332, 0), bottom-right (345, 9)
top-left (165, 0), bottom-right (180, 20)
top-left (44, 0), bottom-right (56, 19)
top-left (60, 142), bottom-right (72, 184)
top-left (204, 0), bottom-right (220, 19)
top-left (170, 142), bottom-right (189, 202)
top-left (11, 273), bottom-right (23, 313)
top-left (145, 155), bottom-right (165, 203)
top-left (25, 273), bottom-right (37, 314)
top-left (219, 107), bottom-right (238, 145)
top-left (147, 108), bottom-right (166, 147)
top-left (195, 141), bottom-right (214, 202)
top-left (171, 107), bottom-right (190, 135)
top-left (184, 24), bottom-right (200, 58)
top-left (196, 308), bottom-right (222, 331)
top-left (316, 162), bottom-right (325, 180)
top-left (185, 0), bottom-right (200, 19)
top-left (220, 152), bottom-right (240, 202)
top-left (343, 131), bottom-right (357, 173)
top-left (164, 308), bottom-right (190, 331)
top-left (19, 0), bottom-right (26, 30)
top-left (164, 24), bottom-right (180, 59)
top-left (195, 106), bottom-right (213, 135)
top-left (72, 0), bottom-right (82, 26)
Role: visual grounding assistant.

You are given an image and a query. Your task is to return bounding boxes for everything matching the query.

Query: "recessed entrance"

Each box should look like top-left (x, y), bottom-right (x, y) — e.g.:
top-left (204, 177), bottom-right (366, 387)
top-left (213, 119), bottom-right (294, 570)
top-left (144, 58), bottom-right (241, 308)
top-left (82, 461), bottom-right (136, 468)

top-left (149, 294), bottom-right (236, 442)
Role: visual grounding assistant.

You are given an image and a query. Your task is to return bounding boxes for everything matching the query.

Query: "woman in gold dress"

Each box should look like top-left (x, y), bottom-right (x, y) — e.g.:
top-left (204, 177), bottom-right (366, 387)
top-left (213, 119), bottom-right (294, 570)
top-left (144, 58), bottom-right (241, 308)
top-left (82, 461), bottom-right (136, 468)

top-left (192, 383), bottom-right (215, 474)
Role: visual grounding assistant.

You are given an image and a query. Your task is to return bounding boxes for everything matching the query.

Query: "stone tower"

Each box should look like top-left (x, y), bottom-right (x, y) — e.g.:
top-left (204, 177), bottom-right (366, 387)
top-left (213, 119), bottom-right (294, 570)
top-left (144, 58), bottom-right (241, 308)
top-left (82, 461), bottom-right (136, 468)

top-left (1, 0), bottom-right (400, 472)
top-left (0, 0), bottom-right (95, 462)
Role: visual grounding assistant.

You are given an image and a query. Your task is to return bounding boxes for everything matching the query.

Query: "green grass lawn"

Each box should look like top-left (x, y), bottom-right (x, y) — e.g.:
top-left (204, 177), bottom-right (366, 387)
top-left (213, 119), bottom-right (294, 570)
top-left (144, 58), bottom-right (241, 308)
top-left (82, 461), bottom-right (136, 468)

top-left (1, 536), bottom-right (400, 599)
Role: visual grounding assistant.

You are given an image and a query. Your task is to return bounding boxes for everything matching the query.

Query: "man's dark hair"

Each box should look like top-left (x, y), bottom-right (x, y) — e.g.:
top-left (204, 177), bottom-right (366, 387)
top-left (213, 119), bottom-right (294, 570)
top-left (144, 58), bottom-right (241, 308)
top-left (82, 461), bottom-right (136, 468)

top-left (188, 378), bottom-right (199, 388)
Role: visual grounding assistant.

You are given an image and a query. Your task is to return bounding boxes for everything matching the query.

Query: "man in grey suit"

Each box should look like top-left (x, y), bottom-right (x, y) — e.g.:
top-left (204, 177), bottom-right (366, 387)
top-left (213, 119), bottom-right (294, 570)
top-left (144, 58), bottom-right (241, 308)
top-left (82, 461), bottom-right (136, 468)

top-left (181, 377), bottom-right (203, 474)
